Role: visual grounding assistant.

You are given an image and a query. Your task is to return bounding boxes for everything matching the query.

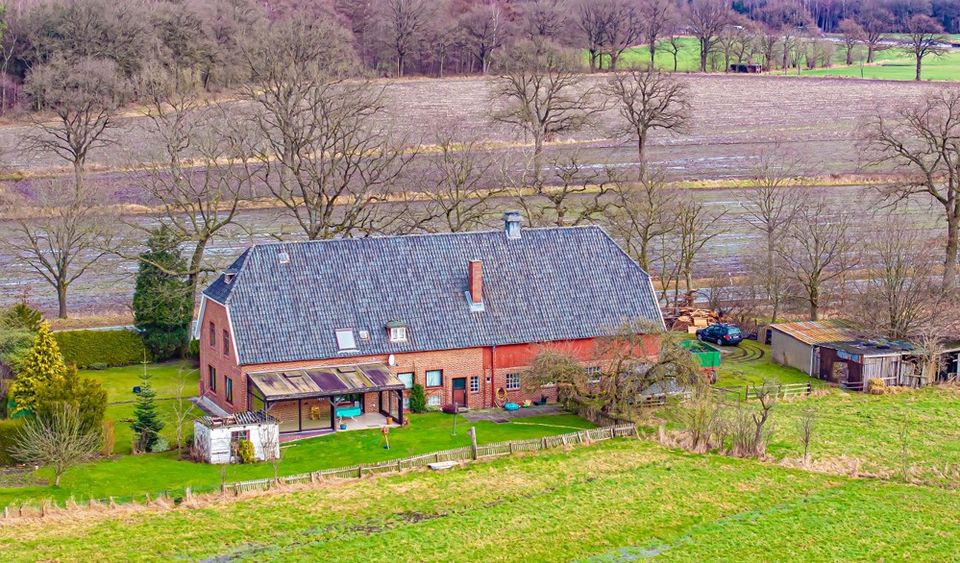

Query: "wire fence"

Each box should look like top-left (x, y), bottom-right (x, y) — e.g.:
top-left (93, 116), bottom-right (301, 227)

top-left (0, 424), bottom-right (638, 520)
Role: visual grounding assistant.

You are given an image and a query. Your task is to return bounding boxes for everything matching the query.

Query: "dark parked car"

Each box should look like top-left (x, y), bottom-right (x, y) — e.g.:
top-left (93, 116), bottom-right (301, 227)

top-left (696, 323), bottom-right (743, 346)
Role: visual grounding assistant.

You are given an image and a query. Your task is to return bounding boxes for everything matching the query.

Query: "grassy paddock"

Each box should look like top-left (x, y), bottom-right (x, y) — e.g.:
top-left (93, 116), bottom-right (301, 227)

top-left (1, 439), bottom-right (958, 561)
top-left (0, 411), bottom-right (593, 508)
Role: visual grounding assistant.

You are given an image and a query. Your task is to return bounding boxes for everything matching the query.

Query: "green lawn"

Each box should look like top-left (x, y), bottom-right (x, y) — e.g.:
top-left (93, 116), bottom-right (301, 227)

top-left (594, 36), bottom-right (960, 81)
top-left (81, 361), bottom-right (199, 454)
top-left (771, 387), bottom-right (960, 486)
top-left (3, 439), bottom-right (959, 561)
top-left (0, 411), bottom-right (593, 507)
top-left (684, 337), bottom-right (819, 387)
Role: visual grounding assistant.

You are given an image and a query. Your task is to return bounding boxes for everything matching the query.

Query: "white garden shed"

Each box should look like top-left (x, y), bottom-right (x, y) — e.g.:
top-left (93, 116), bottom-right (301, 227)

top-left (193, 412), bottom-right (280, 464)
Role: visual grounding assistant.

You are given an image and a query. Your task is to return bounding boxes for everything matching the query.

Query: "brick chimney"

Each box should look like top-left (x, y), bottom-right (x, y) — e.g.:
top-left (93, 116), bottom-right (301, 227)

top-left (468, 260), bottom-right (483, 304)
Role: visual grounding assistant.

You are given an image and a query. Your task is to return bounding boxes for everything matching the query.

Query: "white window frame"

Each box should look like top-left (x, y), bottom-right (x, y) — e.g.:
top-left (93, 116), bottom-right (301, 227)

top-left (586, 366), bottom-right (602, 384)
top-left (506, 372), bottom-right (521, 391)
top-left (426, 369), bottom-right (443, 387)
top-left (389, 326), bottom-right (407, 343)
top-left (335, 329), bottom-right (357, 351)
top-left (397, 372), bottom-right (414, 389)
top-left (427, 393), bottom-right (441, 407)
top-left (469, 376), bottom-right (479, 393)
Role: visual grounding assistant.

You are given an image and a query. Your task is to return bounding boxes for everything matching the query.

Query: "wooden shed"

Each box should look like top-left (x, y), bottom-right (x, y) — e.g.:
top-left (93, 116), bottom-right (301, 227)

top-left (193, 411), bottom-right (280, 464)
top-left (815, 340), bottom-right (914, 391)
top-left (768, 320), bottom-right (858, 375)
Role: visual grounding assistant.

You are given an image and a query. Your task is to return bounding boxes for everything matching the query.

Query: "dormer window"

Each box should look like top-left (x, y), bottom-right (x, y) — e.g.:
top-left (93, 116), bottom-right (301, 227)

top-left (335, 329), bottom-right (357, 351)
top-left (386, 321), bottom-right (407, 343)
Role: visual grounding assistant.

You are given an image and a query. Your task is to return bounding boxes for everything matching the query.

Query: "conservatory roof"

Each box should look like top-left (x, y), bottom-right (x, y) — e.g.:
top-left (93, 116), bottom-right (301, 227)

top-left (247, 363), bottom-right (404, 401)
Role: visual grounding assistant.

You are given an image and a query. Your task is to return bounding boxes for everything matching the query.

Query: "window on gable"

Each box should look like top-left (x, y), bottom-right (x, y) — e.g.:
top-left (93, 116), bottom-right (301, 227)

top-left (586, 366), bottom-right (602, 384)
top-left (426, 369), bottom-right (442, 387)
top-left (209, 322), bottom-right (216, 347)
top-left (223, 330), bottom-right (230, 356)
top-left (389, 326), bottom-right (407, 343)
top-left (470, 376), bottom-right (479, 393)
top-left (208, 365), bottom-right (217, 392)
top-left (225, 376), bottom-right (234, 404)
top-left (335, 329), bottom-right (357, 351)
top-left (506, 372), bottom-right (521, 391)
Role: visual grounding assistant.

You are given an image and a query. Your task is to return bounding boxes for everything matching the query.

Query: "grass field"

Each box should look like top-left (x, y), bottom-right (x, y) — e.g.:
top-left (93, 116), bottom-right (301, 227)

top-left (708, 339), bottom-right (818, 387)
top-left (0, 405), bottom-right (593, 508)
top-left (82, 361), bottom-right (199, 454)
top-left (602, 36), bottom-right (960, 81)
top-left (2, 439), bottom-right (958, 561)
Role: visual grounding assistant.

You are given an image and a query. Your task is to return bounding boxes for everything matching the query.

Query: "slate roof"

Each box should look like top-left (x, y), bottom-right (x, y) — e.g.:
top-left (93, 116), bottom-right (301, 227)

top-left (203, 224), bottom-right (663, 366)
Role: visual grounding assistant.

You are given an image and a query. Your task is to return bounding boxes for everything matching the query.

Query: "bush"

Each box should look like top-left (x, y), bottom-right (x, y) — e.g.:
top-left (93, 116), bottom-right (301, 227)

top-left (0, 419), bottom-right (23, 465)
top-left (237, 439), bottom-right (255, 464)
top-left (101, 419), bottom-right (115, 456)
top-left (54, 329), bottom-right (147, 368)
top-left (149, 437), bottom-right (169, 453)
top-left (409, 383), bottom-right (427, 413)
top-left (186, 339), bottom-right (200, 359)
top-left (87, 362), bottom-right (108, 370)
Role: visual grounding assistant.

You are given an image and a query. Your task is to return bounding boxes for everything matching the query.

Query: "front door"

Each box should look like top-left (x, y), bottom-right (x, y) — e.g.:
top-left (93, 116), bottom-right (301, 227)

top-left (452, 378), bottom-right (467, 408)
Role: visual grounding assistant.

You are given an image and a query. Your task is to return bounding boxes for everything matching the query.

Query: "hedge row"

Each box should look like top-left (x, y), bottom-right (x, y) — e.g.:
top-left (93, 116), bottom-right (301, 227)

top-left (54, 329), bottom-right (147, 369)
top-left (0, 419), bottom-right (23, 465)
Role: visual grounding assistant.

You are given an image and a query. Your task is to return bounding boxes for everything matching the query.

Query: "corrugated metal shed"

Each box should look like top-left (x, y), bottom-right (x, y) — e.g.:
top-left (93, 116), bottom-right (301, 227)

top-left (768, 320), bottom-right (858, 346)
top-left (248, 363), bottom-right (403, 401)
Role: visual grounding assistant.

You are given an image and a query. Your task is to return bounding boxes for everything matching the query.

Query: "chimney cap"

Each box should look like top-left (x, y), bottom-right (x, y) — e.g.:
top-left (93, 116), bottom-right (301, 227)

top-left (504, 211), bottom-right (522, 239)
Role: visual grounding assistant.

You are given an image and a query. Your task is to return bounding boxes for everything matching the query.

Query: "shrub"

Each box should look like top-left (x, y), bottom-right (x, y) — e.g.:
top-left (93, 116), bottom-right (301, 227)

top-left (133, 224), bottom-right (192, 361)
top-left (101, 419), bottom-right (115, 456)
top-left (186, 339), bottom-right (200, 359)
top-left (1, 303), bottom-right (42, 331)
top-left (441, 403), bottom-right (458, 414)
top-left (54, 329), bottom-right (147, 368)
top-left (87, 362), bottom-right (108, 370)
top-left (237, 439), bottom-right (255, 464)
top-left (409, 383), bottom-right (427, 413)
top-left (149, 437), bottom-right (169, 453)
top-left (0, 419), bottom-right (23, 465)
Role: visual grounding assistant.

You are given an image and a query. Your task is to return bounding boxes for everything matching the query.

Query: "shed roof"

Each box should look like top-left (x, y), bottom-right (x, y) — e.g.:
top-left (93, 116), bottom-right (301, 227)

top-left (203, 223), bottom-right (662, 365)
top-left (769, 320), bottom-right (858, 346)
top-left (248, 363), bottom-right (403, 401)
top-left (819, 339), bottom-right (914, 357)
top-left (196, 411), bottom-right (277, 428)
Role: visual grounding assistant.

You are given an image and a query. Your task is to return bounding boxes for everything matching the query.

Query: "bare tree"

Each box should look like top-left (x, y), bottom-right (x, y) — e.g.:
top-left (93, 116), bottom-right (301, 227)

top-left (243, 18), bottom-right (414, 240)
top-left (671, 195), bottom-right (726, 310)
top-left (608, 166), bottom-right (676, 271)
top-left (865, 90), bottom-right (960, 289)
top-left (688, 0), bottom-right (732, 72)
top-left (797, 405), bottom-right (817, 465)
top-left (740, 147), bottom-right (805, 322)
top-left (858, 3), bottom-right (892, 64)
top-left (639, 0), bottom-right (679, 67)
top-left (520, 0), bottom-right (569, 42)
top-left (851, 215), bottom-right (948, 341)
top-left (379, 0), bottom-right (431, 77)
top-left (418, 130), bottom-right (502, 232)
top-left (491, 40), bottom-right (600, 189)
top-left (837, 18), bottom-right (865, 66)
top-left (170, 370), bottom-right (196, 453)
top-left (23, 56), bottom-right (126, 196)
top-left (663, 32), bottom-right (685, 72)
top-left (601, 68), bottom-right (691, 170)
top-left (135, 80), bottom-right (256, 302)
top-left (576, 0), bottom-right (610, 72)
top-left (459, 3), bottom-right (506, 74)
top-left (516, 154), bottom-right (616, 227)
top-left (902, 14), bottom-right (946, 81)
top-left (601, 0), bottom-right (643, 71)
top-left (778, 198), bottom-right (856, 320)
top-left (11, 404), bottom-right (101, 487)
top-left (5, 181), bottom-right (113, 319)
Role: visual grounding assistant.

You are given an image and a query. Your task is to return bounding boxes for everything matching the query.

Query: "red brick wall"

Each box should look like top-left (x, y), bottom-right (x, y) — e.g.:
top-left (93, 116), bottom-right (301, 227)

top-left (198, 298), bottom-right (245, 410)
top-left (199, 307), bottom-right (662, 415)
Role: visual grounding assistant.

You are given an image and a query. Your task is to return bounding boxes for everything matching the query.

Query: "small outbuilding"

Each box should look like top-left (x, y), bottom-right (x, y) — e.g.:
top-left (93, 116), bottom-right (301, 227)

top-left (768, 320), bottom-right (857, 376)
top-left (816, 339), bottom-right (914, 391)
top-left (193, 411), bottom-right (280, 464)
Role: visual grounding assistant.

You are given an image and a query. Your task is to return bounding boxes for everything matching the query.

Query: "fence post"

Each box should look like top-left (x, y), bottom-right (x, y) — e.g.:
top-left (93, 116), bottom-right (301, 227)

top-left (509, 442), bottom-right (515, 455)
top-left (807, 382), bottom-right (812, 396)
top-left (397, 459), bottom-right (403, 472)
top-left (541, 437), bottom-right (547, 450)
top-left (468, 427), bottom-right (478, 460)
top-left (3, 506), bottom-right (7, 519)
top-left (358, 465), bottom-right (363, 479)
top-left (561, 434), bottom-right (568, 447)
top-left (185, 487), bottom-right (192, 500)
top-left (745, 385), bottom-right (749, 399)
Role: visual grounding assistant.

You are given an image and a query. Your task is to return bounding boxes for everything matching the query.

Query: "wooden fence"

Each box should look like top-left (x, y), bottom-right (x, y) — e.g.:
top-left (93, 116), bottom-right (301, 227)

top-left (1, 424), bottom-right (638, 518)
top-left (713, 382), bottom-right (813, 401)
top-left (225, 425), bottom-right (637, 496)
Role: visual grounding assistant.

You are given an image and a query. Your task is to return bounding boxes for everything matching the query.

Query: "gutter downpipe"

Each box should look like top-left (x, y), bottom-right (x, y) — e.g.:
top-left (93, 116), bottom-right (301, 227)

top-left (490, 344), bottom-right (497, 409)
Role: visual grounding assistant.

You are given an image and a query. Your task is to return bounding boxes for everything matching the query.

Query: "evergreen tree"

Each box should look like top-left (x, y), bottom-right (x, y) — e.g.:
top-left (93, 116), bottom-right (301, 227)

top-left (35, 365), bottom-right (107, 434)
top-left (132, 224), bottom-right (193, 361)
top-left (9, 322), bottom-right (66, 415)
top-left (409, 383), bottom-right (427, 413)
top-left (131, 371), bottom-right (164, 452)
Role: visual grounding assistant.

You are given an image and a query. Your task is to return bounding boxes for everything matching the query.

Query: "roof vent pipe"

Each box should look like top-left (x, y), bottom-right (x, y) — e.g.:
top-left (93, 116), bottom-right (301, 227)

top-left (504, 211), bottom-right (522, 239)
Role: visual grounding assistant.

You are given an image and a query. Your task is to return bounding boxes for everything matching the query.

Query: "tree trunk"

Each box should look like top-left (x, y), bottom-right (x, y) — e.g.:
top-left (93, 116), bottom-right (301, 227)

top-left (867, 45), bottom-right (875, 63)
top-left (915, 56), bottom-right (922, 81)
top-left (809, 284), bottom-right (819, 321)
top-left (533, 134), bottom-right (545, 189)
top-left (845, 47), bottom-right (853, 65)
top-left (700, 42), bottom-right (708, 72)
top-left (944, 211), bottom-right (959, 289)
top-left (57, 281), bottom-right (69, 319)
top-left (589, 50), bottom-right (597, 73)
top-left (649, 43), bottom-right (656, 67)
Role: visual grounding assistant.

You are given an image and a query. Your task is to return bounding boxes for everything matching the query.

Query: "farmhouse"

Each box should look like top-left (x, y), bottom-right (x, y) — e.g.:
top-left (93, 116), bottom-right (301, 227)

top-left (195, 212), bottom-right (663, 436)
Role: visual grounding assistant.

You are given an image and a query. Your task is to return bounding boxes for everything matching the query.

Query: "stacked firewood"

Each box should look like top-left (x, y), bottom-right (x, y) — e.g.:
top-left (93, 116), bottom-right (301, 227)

top-left (663, 307), bottom-right (722, 333)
